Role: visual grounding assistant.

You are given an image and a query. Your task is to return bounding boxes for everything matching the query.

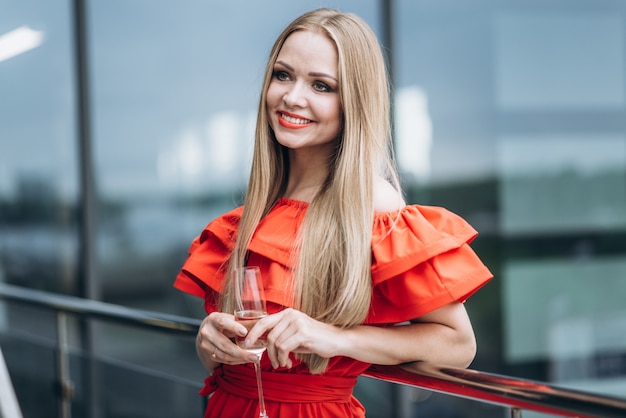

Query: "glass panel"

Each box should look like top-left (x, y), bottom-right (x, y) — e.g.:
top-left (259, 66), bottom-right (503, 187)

top-left (494, 12), bottom-right (625, 110)
top-left (86, 0), bottom-right (379, 312)
top-left (498, 134), bottom-right (626, 235)
top-left (0, 303), bottom-right (204, 418)
top-left (0, 0), bottom-right (79, 294)
top-left (0, 334), bottom-right (58, 417)
top-left (397, 0), bottom-right (626, 409)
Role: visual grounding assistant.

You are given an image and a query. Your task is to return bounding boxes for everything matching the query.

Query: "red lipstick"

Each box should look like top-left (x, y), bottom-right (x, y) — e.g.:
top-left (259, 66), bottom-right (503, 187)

top-left (277, 111), bottom-right (313, 129)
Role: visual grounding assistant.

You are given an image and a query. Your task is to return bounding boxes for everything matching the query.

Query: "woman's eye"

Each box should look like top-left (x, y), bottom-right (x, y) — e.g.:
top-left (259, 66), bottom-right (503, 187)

top-left (313, 81), bottom-right (331, 92)
top-left (273, 71), bottom-right (290, 81)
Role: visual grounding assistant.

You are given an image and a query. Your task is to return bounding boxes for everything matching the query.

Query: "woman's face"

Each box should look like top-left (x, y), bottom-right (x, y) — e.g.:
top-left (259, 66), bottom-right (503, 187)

top-left (266, 30), bottom-right (343, 154)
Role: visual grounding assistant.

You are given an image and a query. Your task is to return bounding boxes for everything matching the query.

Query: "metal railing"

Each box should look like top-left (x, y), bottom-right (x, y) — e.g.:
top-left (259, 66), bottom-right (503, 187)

top-left (1, 282), bottom-right (626, 418)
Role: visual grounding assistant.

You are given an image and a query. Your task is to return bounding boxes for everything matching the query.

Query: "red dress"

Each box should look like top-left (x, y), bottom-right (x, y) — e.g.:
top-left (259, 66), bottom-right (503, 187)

top-left (174, 198), bottom-right (492, 418)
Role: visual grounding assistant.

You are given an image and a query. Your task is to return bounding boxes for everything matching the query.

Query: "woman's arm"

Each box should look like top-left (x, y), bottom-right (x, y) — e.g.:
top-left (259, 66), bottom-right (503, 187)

top-left (343, 302), bottom-right (476, 367)
top-left (245, 301), bottom-right (476, 369)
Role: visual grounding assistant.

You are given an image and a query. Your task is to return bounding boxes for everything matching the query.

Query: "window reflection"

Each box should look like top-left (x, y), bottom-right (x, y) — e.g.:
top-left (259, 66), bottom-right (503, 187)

top-left (499, 134), bottom-right (626, 234)
top-left (0, 26), bottom-right (44, 62)
top-left (495, 12), bottom-right (625, 109)
top-left (397, 0), bottom-right (626, 408)
top-left (395, 86), bottom-right (433, 185)
top-left (0, 1), bottom-right (78, 294)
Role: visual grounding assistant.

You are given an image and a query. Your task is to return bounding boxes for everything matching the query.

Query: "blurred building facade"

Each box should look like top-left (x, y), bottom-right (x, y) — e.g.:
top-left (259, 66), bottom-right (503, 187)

top-left (1, 1), bottom-right (626, 417)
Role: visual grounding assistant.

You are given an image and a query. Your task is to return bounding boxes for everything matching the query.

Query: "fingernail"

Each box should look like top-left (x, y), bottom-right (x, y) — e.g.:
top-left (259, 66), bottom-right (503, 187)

top-left (248, 355), bottom-right (259, 362)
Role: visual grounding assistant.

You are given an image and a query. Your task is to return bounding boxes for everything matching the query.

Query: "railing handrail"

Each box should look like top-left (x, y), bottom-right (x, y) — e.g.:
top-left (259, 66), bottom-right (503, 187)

top-left (1, 282), bottom-right (626, 418)
top-left (0, 283), bottom-right (201, 335)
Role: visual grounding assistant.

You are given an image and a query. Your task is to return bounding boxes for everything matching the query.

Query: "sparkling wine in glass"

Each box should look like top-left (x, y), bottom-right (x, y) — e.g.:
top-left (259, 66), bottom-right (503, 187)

top-left (233, 266), bottom-right (269, 418)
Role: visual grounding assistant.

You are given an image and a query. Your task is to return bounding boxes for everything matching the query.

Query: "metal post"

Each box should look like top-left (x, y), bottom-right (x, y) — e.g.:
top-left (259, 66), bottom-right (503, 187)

top-left (380, 0), bottom-right (395, 82)
top-left (380, 0), bottom-right (397, 148)
top-left (510, 407), bottom-right (523, 418)
top-left (379, 3), bottom-right (407, 417)
top-left (72, 0), bottom-right (98, 304)
top-left (56, 312), bottom-right (74, 418)
top-left (71, 1), bottom-right (100, 417)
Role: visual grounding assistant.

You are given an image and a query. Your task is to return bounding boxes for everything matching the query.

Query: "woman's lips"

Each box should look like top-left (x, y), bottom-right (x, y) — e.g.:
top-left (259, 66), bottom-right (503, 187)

top-left (277, 111), bottom-right (314, 129)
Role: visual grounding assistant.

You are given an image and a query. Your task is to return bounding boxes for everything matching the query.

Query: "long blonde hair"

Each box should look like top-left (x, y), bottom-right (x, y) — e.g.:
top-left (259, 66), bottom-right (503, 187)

top-left (221, 8), bottom-right (400, 373)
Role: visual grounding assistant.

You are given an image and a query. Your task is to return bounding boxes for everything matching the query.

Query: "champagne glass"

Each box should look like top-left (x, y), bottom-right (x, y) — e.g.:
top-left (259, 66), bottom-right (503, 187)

top-left (233, 266), bottom-right (269, 418)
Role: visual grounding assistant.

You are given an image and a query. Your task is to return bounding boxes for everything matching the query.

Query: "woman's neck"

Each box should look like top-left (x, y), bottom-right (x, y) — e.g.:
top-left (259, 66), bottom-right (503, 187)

top-left (283, 150), bottom-right (331, 202)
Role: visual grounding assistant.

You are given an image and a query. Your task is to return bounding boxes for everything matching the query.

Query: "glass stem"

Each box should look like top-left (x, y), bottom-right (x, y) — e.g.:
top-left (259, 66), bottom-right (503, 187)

top-left (253, 355), bottom-right (268, 417)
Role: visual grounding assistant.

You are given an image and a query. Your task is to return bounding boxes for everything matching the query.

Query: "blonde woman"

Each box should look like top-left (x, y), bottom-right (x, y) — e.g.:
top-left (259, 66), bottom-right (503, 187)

top-left (174, 8), bottom-right (492, 418)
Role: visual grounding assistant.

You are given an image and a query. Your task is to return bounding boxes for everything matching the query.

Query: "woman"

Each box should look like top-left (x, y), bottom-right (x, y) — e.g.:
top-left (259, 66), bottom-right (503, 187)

top-left (174, 8), bottom-right (492, 417)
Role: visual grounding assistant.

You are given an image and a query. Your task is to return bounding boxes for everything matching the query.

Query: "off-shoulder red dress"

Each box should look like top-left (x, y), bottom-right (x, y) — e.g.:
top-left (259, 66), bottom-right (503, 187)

top-left (174, 198), bottom-right (492, 418)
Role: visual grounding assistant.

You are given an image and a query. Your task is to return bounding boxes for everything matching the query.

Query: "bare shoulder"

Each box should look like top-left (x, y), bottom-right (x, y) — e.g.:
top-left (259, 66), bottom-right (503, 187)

top-left (373, 177), bottom-right (406, 212)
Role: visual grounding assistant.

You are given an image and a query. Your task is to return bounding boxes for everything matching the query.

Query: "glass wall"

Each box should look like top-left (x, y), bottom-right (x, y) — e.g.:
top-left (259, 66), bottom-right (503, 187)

top-left (1, 0), bottom-right (625, 417)
top-left (85, 0), bottom-right (380, 310)
top-left (394, 1), bottom-right (626, 415)
top-left (0, 1), bottom-right (78, 293)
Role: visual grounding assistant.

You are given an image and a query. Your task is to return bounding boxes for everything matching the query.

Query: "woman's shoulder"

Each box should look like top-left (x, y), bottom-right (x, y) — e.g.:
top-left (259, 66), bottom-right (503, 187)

top-left (373, 177), bottom-right (405, 213)
top-left (371, 201), bottom-right (480, 265)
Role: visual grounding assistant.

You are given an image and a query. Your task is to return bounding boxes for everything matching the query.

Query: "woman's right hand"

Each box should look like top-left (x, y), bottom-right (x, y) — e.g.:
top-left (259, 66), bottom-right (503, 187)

top-left (196, 312), bottom-right (261, 371)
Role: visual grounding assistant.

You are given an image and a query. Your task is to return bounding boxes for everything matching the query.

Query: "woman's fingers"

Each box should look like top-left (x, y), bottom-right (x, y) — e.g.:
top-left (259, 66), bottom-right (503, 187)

top-left (270, 324), bottom-right (298, 368)
top-left (199, 312), bottom-right (258, 364)
top-left (262, 314), bottom-right (297, 368)
top-left (245, 309), bottom-right (340, 368)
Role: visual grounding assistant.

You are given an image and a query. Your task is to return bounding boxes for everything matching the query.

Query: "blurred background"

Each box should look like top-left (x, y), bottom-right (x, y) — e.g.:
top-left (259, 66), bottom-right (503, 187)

top-left (1, 0), bottom-right (626, 417)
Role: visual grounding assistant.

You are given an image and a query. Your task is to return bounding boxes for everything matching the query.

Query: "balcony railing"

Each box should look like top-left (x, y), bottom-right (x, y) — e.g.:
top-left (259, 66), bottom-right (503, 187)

top-left (1, 282), bottom-right (626, 418)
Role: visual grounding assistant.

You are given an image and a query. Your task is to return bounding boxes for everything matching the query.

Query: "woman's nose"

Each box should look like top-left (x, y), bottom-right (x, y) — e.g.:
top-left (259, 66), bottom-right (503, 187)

top-left (282, 83), bottom-right (307, 108)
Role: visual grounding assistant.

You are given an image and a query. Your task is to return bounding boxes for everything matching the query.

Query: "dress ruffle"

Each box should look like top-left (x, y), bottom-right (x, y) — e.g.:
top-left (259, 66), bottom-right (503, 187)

top-left (367, 204), bottom-right (492, 323)
top-left (174, 198), bottom-right (492, 324)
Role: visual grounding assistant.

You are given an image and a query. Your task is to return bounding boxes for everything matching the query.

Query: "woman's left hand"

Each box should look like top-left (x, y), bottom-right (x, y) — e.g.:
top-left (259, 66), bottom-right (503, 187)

top-left (245, 308), bottom-right (341, 369)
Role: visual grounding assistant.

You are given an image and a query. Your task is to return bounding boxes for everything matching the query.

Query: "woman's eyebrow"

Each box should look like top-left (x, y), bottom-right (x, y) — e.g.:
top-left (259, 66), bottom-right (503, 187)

top-left (309, 71), bottom-right (338, 82)
top-left (275, 60), bottom-right (338, 82)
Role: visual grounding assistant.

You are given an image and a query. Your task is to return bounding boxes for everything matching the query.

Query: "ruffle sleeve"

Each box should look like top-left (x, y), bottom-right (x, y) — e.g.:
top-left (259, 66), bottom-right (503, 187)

top-left (367, 205), bottom-right (492, 324)
top-left (173, 207), bottom-right (242, 305)
top-left (172, 200), bottom-right (305, 312)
